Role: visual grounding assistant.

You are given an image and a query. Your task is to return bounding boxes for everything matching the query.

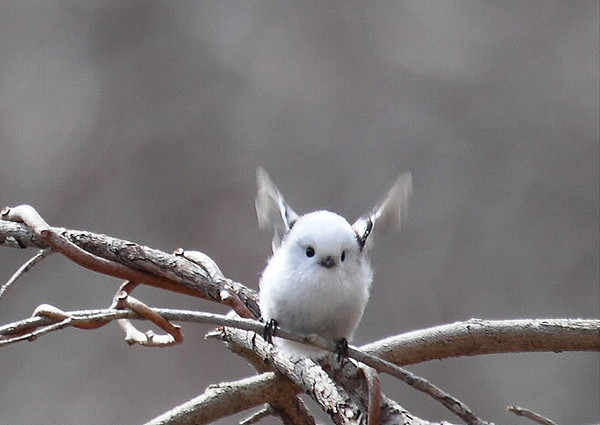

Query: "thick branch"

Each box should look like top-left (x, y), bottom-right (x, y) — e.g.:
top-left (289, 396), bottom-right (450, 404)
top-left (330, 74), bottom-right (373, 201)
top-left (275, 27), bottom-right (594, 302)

top-left (0, 218), bottom-right (259, 317)
top-left (0, 220), bottom-right (48, 249)
top-left (145, 372), bottom-right (299, 425)
top-left (217, 325), bottom-right (424, 425)
top-left (360, 318), bottom-right (600, 365)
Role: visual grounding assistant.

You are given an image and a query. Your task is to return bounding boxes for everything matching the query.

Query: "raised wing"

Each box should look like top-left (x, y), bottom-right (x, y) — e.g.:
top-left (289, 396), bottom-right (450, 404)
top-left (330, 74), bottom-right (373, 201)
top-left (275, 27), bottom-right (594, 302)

top-left (255, 167), bottom-right (299, 251)
top-left (353, 172), bottom-right (412, 250)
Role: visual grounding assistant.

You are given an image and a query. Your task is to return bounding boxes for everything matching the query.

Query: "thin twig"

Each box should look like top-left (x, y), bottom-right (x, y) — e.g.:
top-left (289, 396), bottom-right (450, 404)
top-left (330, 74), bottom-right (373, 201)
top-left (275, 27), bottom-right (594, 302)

top-left (348, 347), bottom-right (487, 425)
top-left (507, 405), bottom-right (556, 425)
top-left (0, 317), bottom-right (73, 345)
top-left (0, 248), bottom-right (52, 301)
top-left (361, 366), bottom-right (381, 425)
top-left (114, 291), bottom-right (184, 347)
top-left (33, 304), bottom-right (111, 329)
top-left (0, 308), bottom-right (262, 345)
top-left (239, 405), bottom-right (274, 424)
top-left (2, 310), bottom-right (599, 357)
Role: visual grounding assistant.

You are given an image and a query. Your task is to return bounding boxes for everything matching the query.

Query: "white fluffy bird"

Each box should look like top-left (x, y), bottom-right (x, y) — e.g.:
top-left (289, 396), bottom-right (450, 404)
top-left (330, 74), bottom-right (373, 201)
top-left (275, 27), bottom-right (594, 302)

top-left (256, 167), bottom-right (412, 359)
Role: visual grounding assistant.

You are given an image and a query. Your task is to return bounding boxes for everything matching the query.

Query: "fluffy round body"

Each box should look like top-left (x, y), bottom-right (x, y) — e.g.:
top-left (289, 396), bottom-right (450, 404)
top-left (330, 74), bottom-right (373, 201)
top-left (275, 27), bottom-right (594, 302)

top-left (259, 210), bottom-right (373, 358)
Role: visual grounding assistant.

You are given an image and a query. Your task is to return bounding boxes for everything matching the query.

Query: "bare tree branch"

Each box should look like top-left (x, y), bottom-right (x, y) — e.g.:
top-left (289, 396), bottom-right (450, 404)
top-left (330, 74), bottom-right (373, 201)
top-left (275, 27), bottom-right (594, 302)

top-left (1, 301), bottom-right (598, 423)
top-left (3, 307), bottom-right (596, 359)
top-left (0, 208), bottom-right (259, 318)
top-left (2, 206), bottom-right (598, 425)
top-left (113, 291), bottom-right (184, 347)
top-left (240, 406), bottom-right (276, 425)
top-left (216, 324), bottom-right (445, 425)
top-left (0, 220), bottom-right (48, 249)
top-left (506, 405), bottom-right (557, 425)
top-left (218, 325), bottom-right (383, 425)
top-left (144, 373), bottom-right (301, 425)
top-left (361, 318), bottom-right (600, 365)
top-left (0, 248), bottom-right (52, 299)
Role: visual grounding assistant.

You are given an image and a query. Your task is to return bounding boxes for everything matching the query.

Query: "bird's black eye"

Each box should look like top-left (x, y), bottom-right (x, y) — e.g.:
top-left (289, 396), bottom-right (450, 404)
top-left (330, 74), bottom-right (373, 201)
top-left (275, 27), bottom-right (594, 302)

top-left (305, 246), bottom-right (315, 258)
top-left (340, 251), bottom-right (346, 262)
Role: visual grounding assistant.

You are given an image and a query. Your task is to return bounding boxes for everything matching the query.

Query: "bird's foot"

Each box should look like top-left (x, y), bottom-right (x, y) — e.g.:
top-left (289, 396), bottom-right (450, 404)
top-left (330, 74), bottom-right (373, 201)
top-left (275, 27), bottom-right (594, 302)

top-left (335, 338), bottom-right (349, 362)
top-left (263, 318), bottom-right (278, 344)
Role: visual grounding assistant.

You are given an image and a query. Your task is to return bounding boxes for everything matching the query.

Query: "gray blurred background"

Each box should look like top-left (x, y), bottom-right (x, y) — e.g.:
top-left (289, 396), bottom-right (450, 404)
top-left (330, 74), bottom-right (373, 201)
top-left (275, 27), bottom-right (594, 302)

top-left (0, 2), bottom-right (598, 424)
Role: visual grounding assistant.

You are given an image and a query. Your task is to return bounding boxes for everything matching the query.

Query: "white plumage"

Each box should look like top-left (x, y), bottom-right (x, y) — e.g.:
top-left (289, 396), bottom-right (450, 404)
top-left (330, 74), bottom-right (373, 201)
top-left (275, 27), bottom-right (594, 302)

top-left (256, 168), bottom-right (412, 359)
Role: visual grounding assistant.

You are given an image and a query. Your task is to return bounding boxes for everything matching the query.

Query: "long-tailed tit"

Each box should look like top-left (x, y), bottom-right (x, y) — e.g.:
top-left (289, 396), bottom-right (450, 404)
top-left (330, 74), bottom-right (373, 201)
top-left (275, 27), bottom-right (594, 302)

top-left (256, 168), bottom-right (412, 359)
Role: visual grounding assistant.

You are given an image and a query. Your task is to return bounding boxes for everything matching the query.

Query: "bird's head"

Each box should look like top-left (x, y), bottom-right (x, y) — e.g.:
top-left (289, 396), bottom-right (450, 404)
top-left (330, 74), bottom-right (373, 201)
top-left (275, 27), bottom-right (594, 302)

top-left (282, 211), bottom-right (362, 275)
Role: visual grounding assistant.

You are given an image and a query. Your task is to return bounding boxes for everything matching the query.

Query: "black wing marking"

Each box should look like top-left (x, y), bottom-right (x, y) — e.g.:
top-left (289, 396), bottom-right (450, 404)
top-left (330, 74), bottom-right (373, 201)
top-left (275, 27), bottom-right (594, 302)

top-left (353, 172), bottom-right (412, 250)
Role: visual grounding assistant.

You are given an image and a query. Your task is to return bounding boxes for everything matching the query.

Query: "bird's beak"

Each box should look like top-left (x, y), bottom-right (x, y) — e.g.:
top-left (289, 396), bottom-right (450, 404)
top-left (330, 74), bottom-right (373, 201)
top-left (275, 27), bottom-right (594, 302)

top-left (320, 256), bottom-right (336, 269)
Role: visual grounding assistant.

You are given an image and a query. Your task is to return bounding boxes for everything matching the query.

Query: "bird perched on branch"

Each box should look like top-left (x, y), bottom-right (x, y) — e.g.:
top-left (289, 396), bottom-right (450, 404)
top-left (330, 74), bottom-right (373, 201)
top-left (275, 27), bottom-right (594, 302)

top-left (255, 167), bottom-right (412, 359)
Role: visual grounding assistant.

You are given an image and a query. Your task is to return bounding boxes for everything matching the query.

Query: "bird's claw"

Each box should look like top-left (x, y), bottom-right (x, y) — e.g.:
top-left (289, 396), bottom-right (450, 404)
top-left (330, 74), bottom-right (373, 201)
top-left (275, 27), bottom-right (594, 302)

top-left (335, 338), bottom-right (349, 362)
top-left (263, 318), bottom-right (278, 344)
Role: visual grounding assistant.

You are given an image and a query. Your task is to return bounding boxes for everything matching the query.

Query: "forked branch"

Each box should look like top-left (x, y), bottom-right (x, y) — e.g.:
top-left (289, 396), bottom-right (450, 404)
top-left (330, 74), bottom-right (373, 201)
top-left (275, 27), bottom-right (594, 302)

top-left (1, 205), bottom-right (598, 425)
